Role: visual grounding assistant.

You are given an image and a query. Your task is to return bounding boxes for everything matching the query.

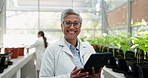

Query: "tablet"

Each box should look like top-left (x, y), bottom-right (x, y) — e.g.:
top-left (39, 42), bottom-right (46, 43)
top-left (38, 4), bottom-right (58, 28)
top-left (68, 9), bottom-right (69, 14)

top-left (80, 52), bottom-right (113, 75)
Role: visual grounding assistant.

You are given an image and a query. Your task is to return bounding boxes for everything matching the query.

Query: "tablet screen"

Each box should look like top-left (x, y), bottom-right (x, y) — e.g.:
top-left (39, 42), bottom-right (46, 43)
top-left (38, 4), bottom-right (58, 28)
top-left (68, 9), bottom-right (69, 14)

top-left (80, 52), bottom-right (113, 75)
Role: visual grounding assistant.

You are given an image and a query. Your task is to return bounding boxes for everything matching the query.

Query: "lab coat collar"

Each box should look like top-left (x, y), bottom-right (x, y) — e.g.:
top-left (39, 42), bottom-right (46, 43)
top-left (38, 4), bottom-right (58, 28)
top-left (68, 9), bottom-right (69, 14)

top-left (58, 37), bottom-right (87, 57)
top-left (79, 39), bottom-right (87, 57)
top-left (58, 38), bottom-right (73, 56)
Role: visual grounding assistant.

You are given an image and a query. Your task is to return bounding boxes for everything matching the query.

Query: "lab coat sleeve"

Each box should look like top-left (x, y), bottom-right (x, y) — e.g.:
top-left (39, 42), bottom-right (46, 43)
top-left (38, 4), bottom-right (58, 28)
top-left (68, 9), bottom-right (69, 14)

top-left (29, 39), bottom-right (40, 48)
top-left (40, 46), bottom-right (71, 78)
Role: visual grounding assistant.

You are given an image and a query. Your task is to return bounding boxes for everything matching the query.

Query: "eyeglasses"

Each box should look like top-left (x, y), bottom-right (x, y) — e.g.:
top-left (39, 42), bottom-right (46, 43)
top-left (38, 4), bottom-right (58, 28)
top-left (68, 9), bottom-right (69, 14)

top-left (62, 22), bottom-right (81, 28)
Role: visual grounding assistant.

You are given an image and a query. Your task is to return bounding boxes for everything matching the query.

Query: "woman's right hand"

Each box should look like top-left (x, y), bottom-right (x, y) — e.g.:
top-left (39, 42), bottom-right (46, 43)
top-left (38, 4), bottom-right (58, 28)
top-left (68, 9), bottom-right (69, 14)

top-left (70, 66), bottom-right (89, 78)
top-left (26, 48), bottom-right (29, 53)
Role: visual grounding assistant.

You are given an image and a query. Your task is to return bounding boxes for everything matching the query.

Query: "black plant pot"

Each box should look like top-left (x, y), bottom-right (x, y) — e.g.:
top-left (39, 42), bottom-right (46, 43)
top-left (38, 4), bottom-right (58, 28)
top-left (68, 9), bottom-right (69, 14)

top-left (0, 56), bottom-right (3, 73)
top-left (0, 53), bottom-right (12, 73)
top-left (108, 48), bottom-right (118, 56)
top-left (126, 60), bottom-right (148, 78)
top-left (136, 63), bottom-right (148, 78)
top-left (125, 51), bottom-right (136, 60)
top-left (131, 63), bottom-right (139, 78)
top-left (114, 49), bottom-right (124, 59)
top-left (95, 48), bottom-right (101, 53)
top-left (113, 59), bottom-right (129, 74)
top-left (106, 56), bottom-right (118, 69)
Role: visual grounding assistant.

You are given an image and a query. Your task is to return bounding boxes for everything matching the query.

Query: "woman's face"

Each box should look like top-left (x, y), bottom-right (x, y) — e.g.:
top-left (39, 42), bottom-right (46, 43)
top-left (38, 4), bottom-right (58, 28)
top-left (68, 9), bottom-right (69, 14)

top-left (38, 33), bottom-right (42, 38)
top-left (61, 14), bottom-right (81, 41)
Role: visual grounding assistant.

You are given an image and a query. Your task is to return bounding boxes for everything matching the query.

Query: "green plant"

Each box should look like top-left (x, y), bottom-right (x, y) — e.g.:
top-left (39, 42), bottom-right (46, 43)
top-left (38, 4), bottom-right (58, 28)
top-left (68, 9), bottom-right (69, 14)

top-left (80, 36), bottom-right (87, 42)
top-left (131, 32), bottom-right (148, 63)
top-left (101, 34), bottom-right (115, 53)
top-left (112, 33), bottom-right (132, 59)
top-left (133, 19), bottom-right (147, 27)
top-left (98, 33), bottom-right (114, 53)
top-left (84, 36), bottom-right (100, 45)
top-left (80, 36), bottom-right (102, 51)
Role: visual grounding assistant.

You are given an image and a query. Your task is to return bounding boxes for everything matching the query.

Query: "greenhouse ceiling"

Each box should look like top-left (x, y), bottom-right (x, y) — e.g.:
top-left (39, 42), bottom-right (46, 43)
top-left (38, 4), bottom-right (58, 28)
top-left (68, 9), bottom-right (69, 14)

top-left (6, 0), bottom-right (99, 12)
top-left (6, 0), bottom-right (127, 12)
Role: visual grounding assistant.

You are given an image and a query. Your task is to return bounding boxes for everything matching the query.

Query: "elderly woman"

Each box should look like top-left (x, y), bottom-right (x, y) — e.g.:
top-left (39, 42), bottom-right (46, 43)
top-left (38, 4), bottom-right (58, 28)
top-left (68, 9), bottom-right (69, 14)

top-left (40, 9), bottom-right (103, 78)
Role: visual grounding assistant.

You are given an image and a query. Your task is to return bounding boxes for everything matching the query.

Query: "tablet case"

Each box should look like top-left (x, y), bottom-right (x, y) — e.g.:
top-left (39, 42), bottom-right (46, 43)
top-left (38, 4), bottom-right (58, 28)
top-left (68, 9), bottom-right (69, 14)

top-left (81, 52), bottom-right (113, 75)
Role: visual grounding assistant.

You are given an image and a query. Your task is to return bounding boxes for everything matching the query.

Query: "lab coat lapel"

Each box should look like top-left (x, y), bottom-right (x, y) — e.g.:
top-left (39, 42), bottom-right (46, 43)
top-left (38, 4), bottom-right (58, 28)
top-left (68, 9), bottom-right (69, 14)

top-left (58, 38), bottom-right (73, 57)
top-left (79, 42), bottom-right (87, 64)
top-left (80, 45), bottom-right (86, 57)
top-left (63, 46), bottom-right (73, 57)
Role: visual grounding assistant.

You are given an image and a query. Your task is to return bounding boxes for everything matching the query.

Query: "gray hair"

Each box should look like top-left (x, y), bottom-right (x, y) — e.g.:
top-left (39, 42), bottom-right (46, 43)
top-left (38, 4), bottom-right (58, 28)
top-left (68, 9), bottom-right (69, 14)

top-left (61, 8), bottom-right (82, 23)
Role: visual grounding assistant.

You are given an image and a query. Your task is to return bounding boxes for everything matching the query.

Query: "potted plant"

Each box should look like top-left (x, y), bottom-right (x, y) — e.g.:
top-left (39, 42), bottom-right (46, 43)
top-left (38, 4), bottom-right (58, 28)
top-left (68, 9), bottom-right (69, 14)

top-left (131, 32), bottom-right (148, 63)
top-left (129, 31), bottom-right (148, 78)
top-left (80, 36), bottom-right (102, 52)
top-left (111, 33), bottom-right (132, 73)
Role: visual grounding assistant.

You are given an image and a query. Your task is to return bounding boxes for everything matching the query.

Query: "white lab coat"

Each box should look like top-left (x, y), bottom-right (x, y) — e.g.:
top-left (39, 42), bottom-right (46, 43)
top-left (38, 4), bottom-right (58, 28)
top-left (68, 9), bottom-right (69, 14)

top-left (29, 37), bottom-right (46, 70)
top-left (40, 38), bottom-right (104, 78)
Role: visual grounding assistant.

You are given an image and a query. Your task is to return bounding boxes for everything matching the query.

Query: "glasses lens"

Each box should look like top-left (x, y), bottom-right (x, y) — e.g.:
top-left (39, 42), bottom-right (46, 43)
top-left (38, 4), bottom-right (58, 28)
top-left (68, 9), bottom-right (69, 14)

top-left (73, 22), bottom-right (80, 26)
top-left (63, 22), bottom-right (81, 27)
top-left (66, 22), bottom-right (71, 26)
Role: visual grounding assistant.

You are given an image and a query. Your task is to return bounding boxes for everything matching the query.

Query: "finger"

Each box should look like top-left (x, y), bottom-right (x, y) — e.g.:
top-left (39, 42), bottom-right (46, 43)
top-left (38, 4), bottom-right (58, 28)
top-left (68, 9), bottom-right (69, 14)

top-left (72, 73), bottom-right (88, 78)
top-left (71, 66), bottom-right (77, 78)
top-left (75, 72), bottom-right (89, 78)
top-left (73, 66), bottom-right (77, 71)
top-left (97, 67), bottom-right (102, 77)
top-left (92, 67), bottom-right (95, 75)
top-left (99, 67), bottom-right (102, 73)
top-left (88, 75), bottom-right (93, 78)
top-left (72, 67), bottom-right (84, 75)
top-left (71, 66), bottom-right (77, 76)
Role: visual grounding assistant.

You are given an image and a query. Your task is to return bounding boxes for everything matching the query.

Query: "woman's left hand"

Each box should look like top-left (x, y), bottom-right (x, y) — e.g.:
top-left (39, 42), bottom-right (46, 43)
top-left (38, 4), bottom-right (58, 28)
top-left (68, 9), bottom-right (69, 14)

top-left (88, 67), bottom-right (102, 78)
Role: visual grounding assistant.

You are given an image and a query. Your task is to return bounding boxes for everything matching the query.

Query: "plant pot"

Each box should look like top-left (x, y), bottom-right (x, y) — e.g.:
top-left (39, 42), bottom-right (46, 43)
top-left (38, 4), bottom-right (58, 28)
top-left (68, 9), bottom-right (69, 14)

top-left (101, 46), bottom-right (108, 52)
top-left (136, 48), bottom-right (145, 60)
top-left (125, 60), bottom-right (148, 78)
top-left (95, 47), bottom-right (101, 53)
top-left (12, 48), bottom-right (19, 58)
top-left (106, 56), bottom-right (118, 69)
top-left (143, 60), bottom-right (148, 63)
top-left (92, 45), bottom-right (98, 49)
top-left (125, 51), bottom-right (136, 60)
top-left (136, 63), bottom-right (148, 78)
top-left (0, 53), bottom-right (12, 70)
top-left (0, 56), bottom-right (3, 73)
top-left (5, 48), bottom-right (13, 53)
top-left (5, 48), bottom-right (19, 59)
top-left (114, 49), bottom-right (124, 59)
top-left (125, 59), bottom-right (138, 78)
top-left (18, 47), bottom-right (25, 56)
top-left (92, 45), bottom-right (101, 53)
top-left (113, 58), bottom-right (129, 74)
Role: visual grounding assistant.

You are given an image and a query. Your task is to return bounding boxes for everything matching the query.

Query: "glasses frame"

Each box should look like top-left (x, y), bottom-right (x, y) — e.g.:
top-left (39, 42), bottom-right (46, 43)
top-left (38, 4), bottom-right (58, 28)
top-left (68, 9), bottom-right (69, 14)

top-left (62, 22), bottom-right (81, 28)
